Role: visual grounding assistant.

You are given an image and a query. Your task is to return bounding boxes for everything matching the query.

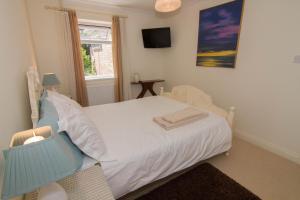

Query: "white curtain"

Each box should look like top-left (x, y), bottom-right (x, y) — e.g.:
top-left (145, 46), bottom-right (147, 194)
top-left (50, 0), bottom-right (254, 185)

top-left (118, 17), bottom-right (132, 100)
top-left (54, 10), bottom-right (77, 100)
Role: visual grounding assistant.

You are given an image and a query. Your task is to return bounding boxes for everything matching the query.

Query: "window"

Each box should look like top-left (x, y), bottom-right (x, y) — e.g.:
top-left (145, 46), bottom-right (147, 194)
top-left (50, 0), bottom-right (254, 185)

top-left (79, 24), bottom-right (114, 79)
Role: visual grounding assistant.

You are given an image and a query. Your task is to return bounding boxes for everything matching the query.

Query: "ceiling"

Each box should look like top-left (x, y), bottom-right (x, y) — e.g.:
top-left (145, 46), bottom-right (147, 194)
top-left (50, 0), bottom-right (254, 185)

top-left (77, 0), bottom-right (198, 10)
top-left (82, 0), bottom-right (154, 10)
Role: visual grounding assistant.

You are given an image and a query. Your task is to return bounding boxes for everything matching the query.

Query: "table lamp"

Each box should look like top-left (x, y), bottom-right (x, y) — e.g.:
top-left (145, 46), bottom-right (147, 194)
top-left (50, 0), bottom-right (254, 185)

top-left (22, 127), bottom-right (66, 200)
top-left (1, 127), bottom-right (84, 200)
top-left (42, 73), bottom-right (60, 91)
top-left (23, 129), bottom-right (45, 145)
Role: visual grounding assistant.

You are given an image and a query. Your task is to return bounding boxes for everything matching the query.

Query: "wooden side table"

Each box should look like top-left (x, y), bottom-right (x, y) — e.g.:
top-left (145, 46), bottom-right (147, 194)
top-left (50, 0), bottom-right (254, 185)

top-left (131, 79), bottom-right (165, 98)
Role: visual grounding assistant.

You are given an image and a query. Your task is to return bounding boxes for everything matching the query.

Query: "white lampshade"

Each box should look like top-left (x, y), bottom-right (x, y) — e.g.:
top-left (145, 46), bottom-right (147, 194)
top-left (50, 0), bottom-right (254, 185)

top-left (155, 0), bottom-right (182, 13)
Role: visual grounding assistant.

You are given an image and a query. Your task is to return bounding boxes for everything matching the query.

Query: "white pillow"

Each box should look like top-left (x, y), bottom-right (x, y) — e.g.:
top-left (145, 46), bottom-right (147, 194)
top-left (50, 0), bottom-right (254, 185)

top-left (46, 91), bottom-right (82, 124)
top-left (47, 90), bottom-right (82, 111)
top-left (58, 111), bottom-right (107, 162)
top-left (47, 91), bottom-right (107, 161)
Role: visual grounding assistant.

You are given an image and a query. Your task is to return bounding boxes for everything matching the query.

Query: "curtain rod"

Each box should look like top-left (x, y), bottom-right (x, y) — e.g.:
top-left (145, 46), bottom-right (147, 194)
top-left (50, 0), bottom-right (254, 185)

top-left (45, 6), bottom-right (128, 18)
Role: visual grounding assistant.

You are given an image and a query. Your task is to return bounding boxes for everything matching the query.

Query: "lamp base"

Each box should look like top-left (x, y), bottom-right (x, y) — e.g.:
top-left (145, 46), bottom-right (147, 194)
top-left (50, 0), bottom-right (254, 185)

top-left (44, 86), bottom-right (58, 92)
top-left (38, 182), bottom-right (68, 200)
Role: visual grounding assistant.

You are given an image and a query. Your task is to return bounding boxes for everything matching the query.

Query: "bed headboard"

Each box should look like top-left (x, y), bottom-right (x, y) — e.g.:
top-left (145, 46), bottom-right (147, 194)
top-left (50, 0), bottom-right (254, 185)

top-left (160, 85), bottom-right (236, 128)
top-left (27, 67), bottom-right (43, 128)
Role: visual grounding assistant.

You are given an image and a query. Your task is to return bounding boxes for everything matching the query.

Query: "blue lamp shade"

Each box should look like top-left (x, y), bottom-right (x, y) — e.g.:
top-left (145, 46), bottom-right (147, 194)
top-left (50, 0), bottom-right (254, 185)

top-left (1, 133), bottom-right (83, 200)
top-left (42, 73), bottom-right (60, 86)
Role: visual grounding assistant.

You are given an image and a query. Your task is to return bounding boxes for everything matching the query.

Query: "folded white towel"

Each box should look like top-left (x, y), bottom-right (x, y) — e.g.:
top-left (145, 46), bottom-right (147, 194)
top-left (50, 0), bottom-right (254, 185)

top-left (153, 107), bottom-right (209, 130)
top-left (162, 107), bottom-right (206, 124)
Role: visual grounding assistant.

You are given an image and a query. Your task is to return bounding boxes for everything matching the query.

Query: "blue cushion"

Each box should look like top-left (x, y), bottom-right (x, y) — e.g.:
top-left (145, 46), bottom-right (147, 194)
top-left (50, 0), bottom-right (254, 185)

top-left (37, 93), bottom-right (59, 133)
top-left (40, 89), bottom-right (48, 101)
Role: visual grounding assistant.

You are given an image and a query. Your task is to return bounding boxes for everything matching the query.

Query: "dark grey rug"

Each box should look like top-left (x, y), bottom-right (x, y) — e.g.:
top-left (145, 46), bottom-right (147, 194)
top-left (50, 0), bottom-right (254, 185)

top-left (137, 163), bottom-right (261, 200)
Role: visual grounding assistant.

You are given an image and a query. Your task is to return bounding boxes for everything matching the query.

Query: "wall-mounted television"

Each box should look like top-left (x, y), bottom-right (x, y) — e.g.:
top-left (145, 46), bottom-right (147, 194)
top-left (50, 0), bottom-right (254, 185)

top-left (142, 27), bottom-right (171, 48)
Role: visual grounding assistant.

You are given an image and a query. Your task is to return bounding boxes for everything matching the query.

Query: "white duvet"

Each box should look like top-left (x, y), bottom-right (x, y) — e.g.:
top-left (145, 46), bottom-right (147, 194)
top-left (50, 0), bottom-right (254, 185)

top-left (83, 96), bottom-right (232, 198)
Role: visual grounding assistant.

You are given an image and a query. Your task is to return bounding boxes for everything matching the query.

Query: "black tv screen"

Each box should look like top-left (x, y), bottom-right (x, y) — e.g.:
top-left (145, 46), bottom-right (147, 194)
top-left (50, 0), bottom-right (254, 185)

top-left (142, 27), bottom-right (171, 48)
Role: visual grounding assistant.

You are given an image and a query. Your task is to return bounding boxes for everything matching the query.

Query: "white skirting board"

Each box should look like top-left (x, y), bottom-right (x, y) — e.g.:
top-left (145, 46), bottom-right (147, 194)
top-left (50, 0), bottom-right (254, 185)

top-left (234, 129), bottom-right (300, 165)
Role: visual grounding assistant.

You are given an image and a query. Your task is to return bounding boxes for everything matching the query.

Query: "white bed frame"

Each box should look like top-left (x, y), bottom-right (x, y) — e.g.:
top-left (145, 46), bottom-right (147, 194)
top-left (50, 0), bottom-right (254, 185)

top-left (159, 86), bottom-right (235, 128)
top-left (27, 67), bottom-right (43, 128)
top-left (27, 67), bottom-right (235, 129)
top-left (26, 68), bottom-right (235, 199)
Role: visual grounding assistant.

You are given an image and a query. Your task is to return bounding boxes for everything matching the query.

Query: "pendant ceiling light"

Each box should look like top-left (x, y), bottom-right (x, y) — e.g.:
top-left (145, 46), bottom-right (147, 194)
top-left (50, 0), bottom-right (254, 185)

top-left (155, 0), bottom-right (182, 13)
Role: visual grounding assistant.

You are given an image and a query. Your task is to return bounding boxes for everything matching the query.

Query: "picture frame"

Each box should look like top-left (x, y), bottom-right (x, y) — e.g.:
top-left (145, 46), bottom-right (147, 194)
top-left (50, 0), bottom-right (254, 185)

top-left (196, 0), bottom-right (244, 68)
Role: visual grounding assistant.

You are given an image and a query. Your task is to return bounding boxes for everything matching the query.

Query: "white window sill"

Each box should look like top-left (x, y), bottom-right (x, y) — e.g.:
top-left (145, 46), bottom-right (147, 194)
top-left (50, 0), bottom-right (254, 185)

top-left (85, 76), bottom-right (114, 81)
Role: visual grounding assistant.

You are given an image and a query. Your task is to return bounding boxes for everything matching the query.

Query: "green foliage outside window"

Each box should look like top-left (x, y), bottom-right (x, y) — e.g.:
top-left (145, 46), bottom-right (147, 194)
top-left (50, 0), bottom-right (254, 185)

top-left (81, 45), bottom-right (96, 76)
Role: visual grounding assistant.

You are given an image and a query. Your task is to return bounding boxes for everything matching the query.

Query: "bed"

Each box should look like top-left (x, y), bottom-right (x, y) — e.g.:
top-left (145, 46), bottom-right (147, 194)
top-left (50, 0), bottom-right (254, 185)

top-left (27, 67), bottom-right (234, 199)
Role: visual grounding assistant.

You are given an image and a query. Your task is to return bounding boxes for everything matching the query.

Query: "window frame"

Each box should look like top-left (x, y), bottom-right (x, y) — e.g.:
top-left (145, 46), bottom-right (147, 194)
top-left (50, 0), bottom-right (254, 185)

top-left (79, 22), bottom-right (114, 81)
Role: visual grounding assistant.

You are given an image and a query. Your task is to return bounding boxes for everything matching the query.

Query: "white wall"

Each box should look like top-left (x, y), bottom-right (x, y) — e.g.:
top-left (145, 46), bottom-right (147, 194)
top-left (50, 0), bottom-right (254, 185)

top-left (70, 2), bottom-right (168, 100)
top-left (86, 78), bottom-right (115, 105)
top-left (63, 1), bottom-right (169, 100)
top-left (162, 0), bottom-right (300, 164)
top-left (27, 0), bottom-right (167, 104)
top-left (26, 0), bottom-right (76, 97)
top-left (117, 10), bottom-right (168, 98)
top-left (0, 0), bottom-right (37, 195)
top-left (0, 0), bottom-right (35, 149)
top-left (24, 0), bottom-right (300, 165)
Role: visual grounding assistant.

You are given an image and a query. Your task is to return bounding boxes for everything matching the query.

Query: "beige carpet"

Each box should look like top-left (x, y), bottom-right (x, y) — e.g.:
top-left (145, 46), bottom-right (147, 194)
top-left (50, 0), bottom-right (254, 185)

top-left (208, 138), bottom-right (300, 200)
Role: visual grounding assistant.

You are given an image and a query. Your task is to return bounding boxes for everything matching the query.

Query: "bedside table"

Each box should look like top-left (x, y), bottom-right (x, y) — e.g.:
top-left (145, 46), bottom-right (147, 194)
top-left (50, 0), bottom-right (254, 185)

top-left (8, 128), bottom-right (115, 200)
top-left (25, 164), bottom-right (114, 200)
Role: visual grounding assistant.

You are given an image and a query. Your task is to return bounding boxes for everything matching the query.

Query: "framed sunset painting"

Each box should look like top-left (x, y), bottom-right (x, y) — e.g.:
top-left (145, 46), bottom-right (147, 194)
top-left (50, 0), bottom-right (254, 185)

top-left (196, 0), bottom-right (244, 68)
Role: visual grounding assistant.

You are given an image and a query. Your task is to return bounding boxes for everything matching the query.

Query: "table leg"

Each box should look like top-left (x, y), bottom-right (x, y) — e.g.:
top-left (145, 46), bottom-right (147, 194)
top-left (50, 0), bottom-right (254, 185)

top-left (146, 82), bottom-right (157, 96)
top-left (149, 86), bottom-right (157, 96)
top-left (136, 82), bottom-right (158, 98)
top-left (137, 87), bottom-right (147, 98)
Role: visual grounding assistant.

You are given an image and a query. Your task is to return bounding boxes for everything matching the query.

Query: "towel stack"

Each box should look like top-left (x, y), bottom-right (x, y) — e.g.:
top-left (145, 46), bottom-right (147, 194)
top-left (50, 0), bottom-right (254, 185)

top-left (153, 107), bottom-right (208, 130)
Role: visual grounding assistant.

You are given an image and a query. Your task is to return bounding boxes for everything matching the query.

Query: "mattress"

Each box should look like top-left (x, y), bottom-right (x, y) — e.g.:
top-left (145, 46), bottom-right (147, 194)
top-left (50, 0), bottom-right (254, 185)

top-left (83, 96), bottom-right (232, 198)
